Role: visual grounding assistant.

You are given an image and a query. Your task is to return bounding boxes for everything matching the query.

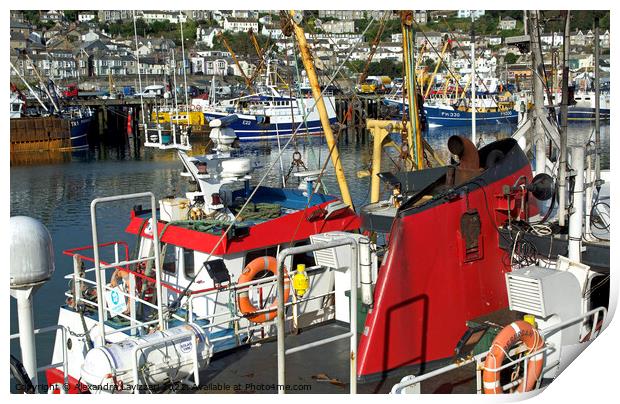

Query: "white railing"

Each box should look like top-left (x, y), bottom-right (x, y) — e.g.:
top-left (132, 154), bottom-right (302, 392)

top-left (89, 193), bottom-right (164, 345)
top-left (391, 307), bottom-right (607, 394)
top-left (276, 237), bottom-right (360, 394)
top-left (144, 124), bottom-right (191, 151)
top-left (10, 325), bottom-right (69, 393)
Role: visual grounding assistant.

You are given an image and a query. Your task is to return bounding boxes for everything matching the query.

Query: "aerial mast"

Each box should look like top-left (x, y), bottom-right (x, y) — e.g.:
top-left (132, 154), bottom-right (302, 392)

top-left (470, 11), bottom-right (476, 144)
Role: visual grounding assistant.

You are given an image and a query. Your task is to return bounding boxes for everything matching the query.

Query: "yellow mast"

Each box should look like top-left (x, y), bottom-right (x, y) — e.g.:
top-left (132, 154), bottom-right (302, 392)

top-left (218, 32), bottom-right (253, 91)
top-left (401, 11), bottom-right (423, 169)
top-left (424, 39), bottom-right (450, 99)
top-left (287, 11), bottom-right (353, 208)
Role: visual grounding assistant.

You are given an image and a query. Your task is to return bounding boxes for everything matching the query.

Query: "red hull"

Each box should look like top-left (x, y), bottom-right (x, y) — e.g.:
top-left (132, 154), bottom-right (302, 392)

top-left (358, 151), bottom-right (534, 379)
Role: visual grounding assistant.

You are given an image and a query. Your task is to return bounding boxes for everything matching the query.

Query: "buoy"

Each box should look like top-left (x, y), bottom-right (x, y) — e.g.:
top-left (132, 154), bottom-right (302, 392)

top-left (237, 256), bottom-right (290, 323)
top-left (482, 320), bottom-right (544, 394)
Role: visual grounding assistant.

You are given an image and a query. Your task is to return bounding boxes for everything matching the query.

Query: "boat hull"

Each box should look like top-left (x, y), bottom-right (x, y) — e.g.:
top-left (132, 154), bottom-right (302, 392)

top-left (424, 105), bottom-right (519, 127)
top-left (555, 106), bottom-right (611, 121)
top-left (203, 111), bottom-right (337, 140)
top-left (69, 115), bottom-right (93, 150)
top-left (357, 138), bottom-right (535, 381)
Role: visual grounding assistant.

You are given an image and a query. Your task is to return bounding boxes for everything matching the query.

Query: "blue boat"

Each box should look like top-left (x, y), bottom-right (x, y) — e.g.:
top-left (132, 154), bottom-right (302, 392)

top-left (203, 87), bottom-right (337, 141)
top-left (67, 111), bottom-right (93, 150)
top-left (424, 104), bottom-right (519, 127)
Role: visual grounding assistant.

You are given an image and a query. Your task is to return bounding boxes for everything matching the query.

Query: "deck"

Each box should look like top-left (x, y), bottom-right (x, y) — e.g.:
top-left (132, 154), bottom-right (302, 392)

top-left (192, 322), bottom-right (478, 394)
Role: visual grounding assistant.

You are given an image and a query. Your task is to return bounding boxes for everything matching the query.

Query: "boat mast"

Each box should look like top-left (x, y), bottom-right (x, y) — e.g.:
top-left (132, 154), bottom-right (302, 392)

top-left (133, 11), bottom-right (147, 131)
top-left (287, 10), bottom-right (353, 208)
top-left (594, 16), bottom-right (601, 183)
top-left (179, 13), bottom-right (190, 115)
top-left (529, 11), bottom-right (547, 175)
top-left (9, 62), bottom-right (49, 112)
top-left (470, 12), bottom-right (476, 144)
top-left (401, 11), bottom-right (423, 168)
top-left (558, 11), bottom-right (571, 227)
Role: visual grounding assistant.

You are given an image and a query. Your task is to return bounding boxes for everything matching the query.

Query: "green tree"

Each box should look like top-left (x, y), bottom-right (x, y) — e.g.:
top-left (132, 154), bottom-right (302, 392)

top-left (64, 10), bottom-right (78, 22)
top-left (505, 52), bottom-right (518, 65)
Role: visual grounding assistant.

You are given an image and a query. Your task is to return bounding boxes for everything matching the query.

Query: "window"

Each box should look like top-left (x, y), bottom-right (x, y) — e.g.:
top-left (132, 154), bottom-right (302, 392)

top-left (183, 249), bottom-right (196, 279)
top-left (162, 243), bottom-right (177, 274)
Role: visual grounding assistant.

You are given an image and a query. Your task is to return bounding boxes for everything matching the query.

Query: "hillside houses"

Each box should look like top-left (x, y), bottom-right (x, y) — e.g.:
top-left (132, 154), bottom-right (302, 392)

top-left (222, 17), bottom-right (258, 33)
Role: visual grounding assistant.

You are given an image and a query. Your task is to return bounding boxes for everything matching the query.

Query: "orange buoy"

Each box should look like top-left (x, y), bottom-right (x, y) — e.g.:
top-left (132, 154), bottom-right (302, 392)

top-left (237, 256), bottom-right (290, 324)
top-left (482, 320), bottom-right (544, 394)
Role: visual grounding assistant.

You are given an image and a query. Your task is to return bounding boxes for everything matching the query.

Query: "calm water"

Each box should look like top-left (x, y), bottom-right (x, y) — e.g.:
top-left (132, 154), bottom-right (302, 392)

top-left (9, 122), bottom-right (609, 374)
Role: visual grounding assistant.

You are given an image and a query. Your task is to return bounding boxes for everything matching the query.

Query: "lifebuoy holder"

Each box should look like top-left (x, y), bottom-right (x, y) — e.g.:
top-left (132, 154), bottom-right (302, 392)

top-left (237, 256), bottom-right (290, 323)
top-left (482, 320), bottom-right (545, 394)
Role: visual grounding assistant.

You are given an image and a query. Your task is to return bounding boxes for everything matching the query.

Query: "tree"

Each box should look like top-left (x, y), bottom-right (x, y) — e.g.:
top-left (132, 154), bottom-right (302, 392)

top-left (64, 10), bottom-right (78, 22)
top-left (505, 52), bottom-right (518, 65)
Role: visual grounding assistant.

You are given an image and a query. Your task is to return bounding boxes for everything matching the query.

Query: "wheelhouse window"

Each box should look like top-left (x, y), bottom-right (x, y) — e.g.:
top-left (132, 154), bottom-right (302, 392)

top-left (183, 249), bottom-right (196, 279)
top-left (162, 243), bottom-right (177, 274)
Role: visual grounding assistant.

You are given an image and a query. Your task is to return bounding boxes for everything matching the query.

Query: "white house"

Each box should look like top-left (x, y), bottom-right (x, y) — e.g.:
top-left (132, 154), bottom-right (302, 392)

top-left (457, 10), bottom-right (485, 20)
top-left (139, 11), bottom-right (187, 24)
top-left (223, 17), bottom-right (258, 33)
top-left (196, 27), bottom-right (222, 48)
top-left (191, 56), bottom-right (229, 76)
top-left (41, 10), bottom-right (65, 23)
top-left (540, 32), bottom-right (564, 47)
top-left (499, 16), bottom-right (517, 31)
top-left (320, 20), bottom-right (355, 34)
top-left (78, 12), bottom-right (96, 23)
top-left (81, 29), bottom-right (100, 42)
top-left (261, 24), bottom-right (284, 40)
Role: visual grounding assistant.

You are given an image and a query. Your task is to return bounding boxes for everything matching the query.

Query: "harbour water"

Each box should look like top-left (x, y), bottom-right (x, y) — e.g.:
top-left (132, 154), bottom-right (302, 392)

top-left (9, 122), bottom-right (609, 380)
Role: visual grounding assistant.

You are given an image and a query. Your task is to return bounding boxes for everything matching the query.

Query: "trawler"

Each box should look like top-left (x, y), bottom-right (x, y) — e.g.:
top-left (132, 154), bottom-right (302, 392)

top-left (9, 10), bottom-right (610, 396)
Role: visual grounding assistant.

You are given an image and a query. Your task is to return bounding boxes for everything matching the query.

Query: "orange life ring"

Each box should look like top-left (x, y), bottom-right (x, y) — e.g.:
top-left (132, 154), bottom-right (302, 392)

top-left (237, 256), bottom-right (290, 324)
top-left (483, 320), bottom-right (544, 394)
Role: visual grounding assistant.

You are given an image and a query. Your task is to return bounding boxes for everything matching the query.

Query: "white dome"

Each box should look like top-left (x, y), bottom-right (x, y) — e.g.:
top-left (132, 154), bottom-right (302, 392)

top-left (221, 158), bottom-right (251, 177)
top-left (10, 216), bottom-right (55, 288)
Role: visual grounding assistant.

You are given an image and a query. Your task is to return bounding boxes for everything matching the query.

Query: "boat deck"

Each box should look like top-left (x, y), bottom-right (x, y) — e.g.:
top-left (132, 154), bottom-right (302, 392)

top-left (193, 322), bottom-right (478, 394)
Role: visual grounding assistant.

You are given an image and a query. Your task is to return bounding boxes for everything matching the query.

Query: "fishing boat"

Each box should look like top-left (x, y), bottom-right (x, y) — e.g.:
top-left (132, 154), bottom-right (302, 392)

top-left (546, 90), bottom-right (611, 121)
top-left (34, 114), bottom-right (359, 392)
top-left (9, 10), bottom-right (611, 396)
top-left (202, 86), bottom-right (337, 141)
top-left (423, 98), bottom-right (519, 127)
top-left (10, 90), bottom-right (93, 151)
top-left (383, 86), bottom-right (519, 127)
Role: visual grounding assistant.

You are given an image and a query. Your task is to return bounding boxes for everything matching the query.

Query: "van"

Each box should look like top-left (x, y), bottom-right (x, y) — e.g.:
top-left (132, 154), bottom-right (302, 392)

top-left (357, 76), bottom-right (392, 94)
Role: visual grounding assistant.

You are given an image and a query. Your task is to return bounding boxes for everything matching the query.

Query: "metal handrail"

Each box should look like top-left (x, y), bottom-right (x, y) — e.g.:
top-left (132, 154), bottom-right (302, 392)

top-left (276, 237), bottom-right (359, 394)
top-left (90, 193), bottom-right (164, 345)
top-left (391, 307), bottom-right (608, 394)
top-left (10, 325), bottom-right (69, 392)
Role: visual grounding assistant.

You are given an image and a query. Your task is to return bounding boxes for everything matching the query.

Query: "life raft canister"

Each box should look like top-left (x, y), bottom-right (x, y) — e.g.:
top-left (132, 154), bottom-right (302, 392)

top-left (237, 256), bottom-right (290, 324)
top-left (482, 320), bottom-right (545, 394)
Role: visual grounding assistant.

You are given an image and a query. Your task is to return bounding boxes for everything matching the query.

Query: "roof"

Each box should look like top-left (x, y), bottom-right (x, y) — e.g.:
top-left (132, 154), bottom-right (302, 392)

top-left (225, 17), bottom-right (258, 23)
top-left (502, 16), bottom-right (516, 21)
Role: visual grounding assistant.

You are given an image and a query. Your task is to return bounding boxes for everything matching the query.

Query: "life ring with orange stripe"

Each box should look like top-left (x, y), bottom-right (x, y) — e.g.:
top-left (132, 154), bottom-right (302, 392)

top-left (237, 256), bottom-right (290, 324)
top-left (482, 320), bottom-right (544, 394)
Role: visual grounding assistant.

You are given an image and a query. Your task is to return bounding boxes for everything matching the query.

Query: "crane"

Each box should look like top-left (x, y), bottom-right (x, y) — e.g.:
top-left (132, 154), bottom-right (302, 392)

top-left (217, 32), bottom-right (253, 91)
top-left (358, 12), bottom-right (388, 85)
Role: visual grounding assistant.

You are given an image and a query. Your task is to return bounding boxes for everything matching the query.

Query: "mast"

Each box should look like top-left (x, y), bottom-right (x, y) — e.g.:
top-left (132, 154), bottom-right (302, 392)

top-left (470, 12), bottom-right (476, 144)
top-left (133, 11), bottom-right (146, 131)
top-left (401, 11), bottom-right (423, 168)
top-left (10, 62), bottom-right (49, 112)
top-left (558, 11), bottom-right (571, 227)
top-left (288, 10), bottom-right (353, 208)
top-left (179, 13), bottom-right (190, 115)
top-left (171, 48), bottom-right (180, 125)
top-left (594, 16), bottom-right (601, 183)
top-left (529, 11), bottom-right (546, 175)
